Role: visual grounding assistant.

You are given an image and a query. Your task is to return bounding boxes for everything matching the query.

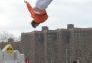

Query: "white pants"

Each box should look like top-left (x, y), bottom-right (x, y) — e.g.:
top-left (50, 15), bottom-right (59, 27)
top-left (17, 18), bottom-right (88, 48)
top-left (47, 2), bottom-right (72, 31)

top-left (35, 0), bottom-right (53, 10)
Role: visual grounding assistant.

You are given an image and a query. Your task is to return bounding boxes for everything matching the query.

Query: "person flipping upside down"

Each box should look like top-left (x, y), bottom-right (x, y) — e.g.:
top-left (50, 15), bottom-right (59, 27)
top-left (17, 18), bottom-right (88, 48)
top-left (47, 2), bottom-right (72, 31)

top-left (24, 0), bottom-right (53, 28)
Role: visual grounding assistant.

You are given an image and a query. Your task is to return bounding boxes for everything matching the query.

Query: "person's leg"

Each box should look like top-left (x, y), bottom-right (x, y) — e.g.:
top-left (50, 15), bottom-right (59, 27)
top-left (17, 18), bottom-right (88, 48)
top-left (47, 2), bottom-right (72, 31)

top-left (31, 20), bottom-right (39, 28)
top-left (35, 0), bottom-right (53, 10)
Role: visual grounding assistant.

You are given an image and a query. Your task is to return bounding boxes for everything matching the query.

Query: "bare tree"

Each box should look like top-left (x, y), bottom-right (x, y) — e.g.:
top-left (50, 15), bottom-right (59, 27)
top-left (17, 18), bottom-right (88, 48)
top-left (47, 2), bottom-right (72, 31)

top-left (0, 32), bottom-right (15, 42)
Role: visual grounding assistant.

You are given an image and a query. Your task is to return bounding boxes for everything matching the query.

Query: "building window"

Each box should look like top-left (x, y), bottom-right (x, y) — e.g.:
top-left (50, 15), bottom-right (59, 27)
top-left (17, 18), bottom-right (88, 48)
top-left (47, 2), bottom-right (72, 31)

top-left (73, 61), bottom-right (77, 63)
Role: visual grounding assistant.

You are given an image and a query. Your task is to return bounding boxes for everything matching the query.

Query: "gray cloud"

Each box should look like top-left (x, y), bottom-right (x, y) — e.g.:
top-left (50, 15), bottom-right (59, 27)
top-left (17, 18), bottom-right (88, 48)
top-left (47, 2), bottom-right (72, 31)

top-left (0, 0), bottom-right (92, 37)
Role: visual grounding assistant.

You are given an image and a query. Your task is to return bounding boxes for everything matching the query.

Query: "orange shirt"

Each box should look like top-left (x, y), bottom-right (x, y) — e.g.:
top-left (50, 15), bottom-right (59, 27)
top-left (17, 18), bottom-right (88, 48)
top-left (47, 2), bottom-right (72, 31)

top-left (26, 2), bottom-right (48, 24)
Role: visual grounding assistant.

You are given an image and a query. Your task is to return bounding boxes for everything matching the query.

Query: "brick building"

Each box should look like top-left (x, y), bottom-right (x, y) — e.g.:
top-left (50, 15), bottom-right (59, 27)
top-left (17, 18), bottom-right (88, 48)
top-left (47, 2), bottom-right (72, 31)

top-left (21, 24), bottom-right (92, 63)
top-left (1, 24), bottom-right (92, 63)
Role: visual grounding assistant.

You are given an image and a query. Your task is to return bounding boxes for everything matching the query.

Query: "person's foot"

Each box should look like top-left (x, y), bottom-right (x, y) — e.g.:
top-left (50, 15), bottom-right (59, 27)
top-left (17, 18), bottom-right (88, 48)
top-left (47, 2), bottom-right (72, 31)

top-left (31, 20), bottom-right (39, 28)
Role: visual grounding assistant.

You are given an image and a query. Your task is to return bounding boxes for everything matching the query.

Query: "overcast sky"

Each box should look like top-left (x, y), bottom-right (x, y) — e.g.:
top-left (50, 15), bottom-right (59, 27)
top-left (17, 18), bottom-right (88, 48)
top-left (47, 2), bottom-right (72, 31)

top-left (0, 0), bottom-right (92, 37)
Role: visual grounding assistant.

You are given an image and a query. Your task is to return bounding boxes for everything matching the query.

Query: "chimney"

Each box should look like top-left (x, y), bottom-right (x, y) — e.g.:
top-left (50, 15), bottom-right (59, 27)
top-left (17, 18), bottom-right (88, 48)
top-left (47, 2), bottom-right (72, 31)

top-left (42, 26), bottom-right (49, 31)
top-left (67, 24), bottom-right (74, 29)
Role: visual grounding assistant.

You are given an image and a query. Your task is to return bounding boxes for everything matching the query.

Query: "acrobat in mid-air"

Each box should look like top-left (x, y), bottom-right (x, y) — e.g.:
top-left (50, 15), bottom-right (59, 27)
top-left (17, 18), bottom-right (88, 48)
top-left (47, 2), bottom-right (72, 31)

top-left (24, 0), bottom-right (53, 28)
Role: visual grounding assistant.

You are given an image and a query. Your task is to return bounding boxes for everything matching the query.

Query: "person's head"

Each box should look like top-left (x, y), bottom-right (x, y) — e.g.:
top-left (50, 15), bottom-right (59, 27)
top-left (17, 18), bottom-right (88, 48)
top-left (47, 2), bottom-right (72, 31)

top-left (31, 20), bottom-right (39, 28)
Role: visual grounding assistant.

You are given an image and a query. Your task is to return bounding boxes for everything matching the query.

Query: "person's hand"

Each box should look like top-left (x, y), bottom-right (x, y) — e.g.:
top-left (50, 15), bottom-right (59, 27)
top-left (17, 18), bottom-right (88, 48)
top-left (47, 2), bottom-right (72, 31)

top-left (24, 0), bottom-right (27, 3)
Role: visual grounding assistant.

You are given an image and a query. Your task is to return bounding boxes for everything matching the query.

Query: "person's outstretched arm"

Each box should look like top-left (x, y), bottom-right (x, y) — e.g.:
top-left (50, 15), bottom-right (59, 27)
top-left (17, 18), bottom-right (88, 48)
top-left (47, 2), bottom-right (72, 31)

top-left (24, 0), bottom-right (34, 14)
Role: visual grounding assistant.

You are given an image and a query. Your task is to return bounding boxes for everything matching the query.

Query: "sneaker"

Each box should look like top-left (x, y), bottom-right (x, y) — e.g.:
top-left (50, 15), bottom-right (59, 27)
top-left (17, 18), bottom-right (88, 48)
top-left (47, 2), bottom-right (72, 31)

top-left (31, 20), bottom-right (39, 28)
